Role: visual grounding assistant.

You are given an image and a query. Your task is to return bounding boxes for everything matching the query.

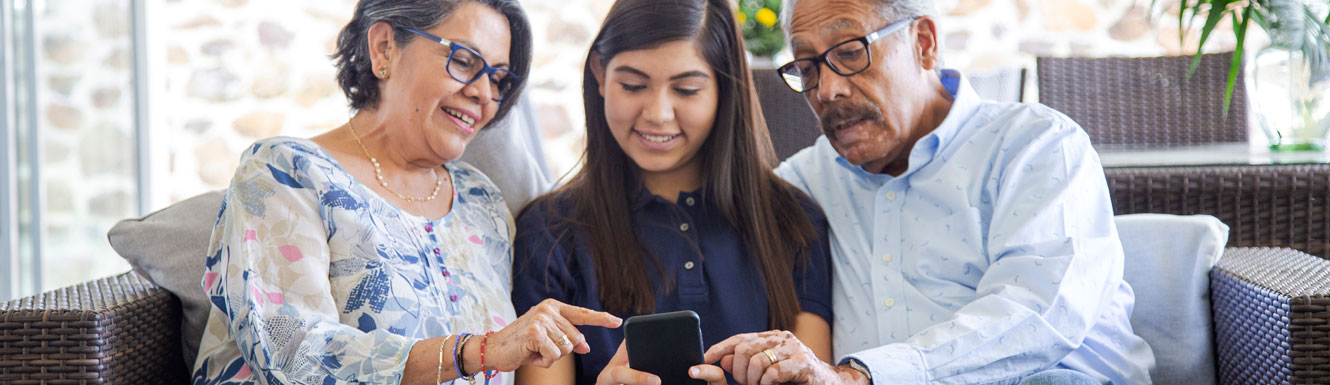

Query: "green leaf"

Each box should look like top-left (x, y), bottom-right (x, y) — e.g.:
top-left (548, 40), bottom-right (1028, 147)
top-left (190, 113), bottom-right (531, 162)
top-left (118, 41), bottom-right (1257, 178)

top-left (1178, 0), bottom-right (1194, 45)
top-left (1191, 0), bottom-right (1228, 78)
top-left (1222, 5), bottom-right (1253, 116)
top-left (1189, 0), bottom-right (1235, 80)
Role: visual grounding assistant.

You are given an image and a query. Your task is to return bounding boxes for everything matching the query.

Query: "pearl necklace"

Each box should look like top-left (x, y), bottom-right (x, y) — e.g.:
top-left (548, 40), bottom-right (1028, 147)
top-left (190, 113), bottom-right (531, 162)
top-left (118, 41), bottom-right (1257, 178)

top-left (347, 120), bottom-right (444, 202)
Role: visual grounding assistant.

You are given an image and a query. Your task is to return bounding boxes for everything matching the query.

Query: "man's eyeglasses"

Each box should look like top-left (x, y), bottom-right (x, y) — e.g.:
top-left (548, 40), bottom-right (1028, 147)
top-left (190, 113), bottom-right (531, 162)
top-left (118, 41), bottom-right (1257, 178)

top-left (776, 17), bottom-right (918, 93)
top-left (404, 28), bottom-right (519, 103)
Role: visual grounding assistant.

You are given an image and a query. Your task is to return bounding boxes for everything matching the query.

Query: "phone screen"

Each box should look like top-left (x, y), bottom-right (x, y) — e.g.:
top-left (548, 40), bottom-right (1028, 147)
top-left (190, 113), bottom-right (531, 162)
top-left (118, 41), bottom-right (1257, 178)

top-left (623, 310), bottom-right (707, 385)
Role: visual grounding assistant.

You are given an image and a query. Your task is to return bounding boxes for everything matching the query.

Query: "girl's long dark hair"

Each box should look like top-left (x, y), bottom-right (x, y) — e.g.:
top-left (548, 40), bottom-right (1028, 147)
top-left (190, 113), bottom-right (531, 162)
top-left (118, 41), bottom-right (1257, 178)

top-left (526, 0), bottom-right (817, 330)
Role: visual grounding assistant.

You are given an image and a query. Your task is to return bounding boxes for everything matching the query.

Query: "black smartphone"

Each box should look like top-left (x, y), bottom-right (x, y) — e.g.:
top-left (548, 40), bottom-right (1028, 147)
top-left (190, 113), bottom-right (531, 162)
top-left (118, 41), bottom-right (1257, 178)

top-left (623, 310), bottom-right (707, 385)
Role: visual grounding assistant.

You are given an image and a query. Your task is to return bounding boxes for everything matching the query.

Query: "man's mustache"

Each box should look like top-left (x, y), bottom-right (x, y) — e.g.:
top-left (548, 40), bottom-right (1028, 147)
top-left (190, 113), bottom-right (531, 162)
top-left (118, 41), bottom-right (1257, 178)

top-left (819, 101), bottom-right (883, 141)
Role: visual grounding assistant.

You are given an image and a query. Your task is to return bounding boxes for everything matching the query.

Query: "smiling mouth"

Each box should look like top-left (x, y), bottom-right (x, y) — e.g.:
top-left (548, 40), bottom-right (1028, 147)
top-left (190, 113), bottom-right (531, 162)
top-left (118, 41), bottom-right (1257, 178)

top-left (443, 107), bottom-right (475, 127)
top-left (636, 130), bottom-right (680, 143)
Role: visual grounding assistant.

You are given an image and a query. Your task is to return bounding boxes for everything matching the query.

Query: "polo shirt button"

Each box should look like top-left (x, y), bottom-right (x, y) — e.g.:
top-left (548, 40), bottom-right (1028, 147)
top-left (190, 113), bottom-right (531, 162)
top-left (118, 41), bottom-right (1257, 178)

top-left (885, 191), bottom-right (897, 200)
top-left (684, 261), bottom-right (695, 270)
top-left (882, 253), bottom-right (893, 263)
top-left (680, 223), bottom-right (690, 231)
top-left (884, 298), bottom-right (895, 308)
top-left (685, 197), bottom-right (695, 206)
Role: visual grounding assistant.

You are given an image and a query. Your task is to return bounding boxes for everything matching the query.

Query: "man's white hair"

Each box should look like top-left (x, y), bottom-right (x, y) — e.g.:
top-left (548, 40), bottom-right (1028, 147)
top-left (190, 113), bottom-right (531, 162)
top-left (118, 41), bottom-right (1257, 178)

top-left (781, 0), bottom-right (935, 36)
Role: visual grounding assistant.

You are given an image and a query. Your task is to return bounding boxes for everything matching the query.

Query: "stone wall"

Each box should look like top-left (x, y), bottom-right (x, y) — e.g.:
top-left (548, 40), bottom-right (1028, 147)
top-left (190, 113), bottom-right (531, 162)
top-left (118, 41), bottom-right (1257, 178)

top-left (33, 0), bottom-right (138, 290)
top-left (934, 0), bottom-right (1247, 76)
top-left (155, 0), bottom-right (1247, 203)
top-left (156, 0), bottom-right (359, 203)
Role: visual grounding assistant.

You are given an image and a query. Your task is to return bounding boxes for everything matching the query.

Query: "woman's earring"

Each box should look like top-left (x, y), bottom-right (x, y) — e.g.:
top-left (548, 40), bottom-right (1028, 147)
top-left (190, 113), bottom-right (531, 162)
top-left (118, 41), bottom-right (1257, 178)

top-left (379, 67), bottom-right (388, 79)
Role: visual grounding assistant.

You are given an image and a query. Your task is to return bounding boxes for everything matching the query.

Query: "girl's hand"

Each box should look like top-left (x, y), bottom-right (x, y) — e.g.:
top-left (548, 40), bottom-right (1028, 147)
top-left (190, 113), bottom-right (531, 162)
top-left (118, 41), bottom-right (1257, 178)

top-left (595, 342), bottom-right (660, 385)
top-left (595, 341), bottom-right (729, 385)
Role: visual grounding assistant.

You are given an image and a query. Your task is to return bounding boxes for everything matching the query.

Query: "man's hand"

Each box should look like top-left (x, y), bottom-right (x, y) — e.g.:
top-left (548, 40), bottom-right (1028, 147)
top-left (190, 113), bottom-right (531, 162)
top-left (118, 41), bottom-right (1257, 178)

top-left (704, 330), bottom-right (863, 385)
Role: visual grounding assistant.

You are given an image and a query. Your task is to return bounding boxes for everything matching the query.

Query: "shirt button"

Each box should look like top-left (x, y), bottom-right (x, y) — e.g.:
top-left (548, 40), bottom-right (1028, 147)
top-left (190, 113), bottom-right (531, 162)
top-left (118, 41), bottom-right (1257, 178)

top-left (885, 191), bottom-right (897, 201)
top-left (424, 224), bottom-right (434, 232)
top-left (680, 223), bottom-right (690, 231)
top-left (881, 253), bottom-right (893, 263)
top-left (685, 197), bottom-right (695, 206)
top-left (884, 298), bottom-right (895, 308)
top-left (684, 261), bottom-right (695, 270)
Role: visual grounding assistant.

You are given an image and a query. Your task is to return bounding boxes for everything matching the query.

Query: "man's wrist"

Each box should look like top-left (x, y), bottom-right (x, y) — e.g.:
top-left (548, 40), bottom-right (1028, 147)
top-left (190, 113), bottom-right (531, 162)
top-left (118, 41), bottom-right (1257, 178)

top-left (834, 364), bottom-right (872, 385)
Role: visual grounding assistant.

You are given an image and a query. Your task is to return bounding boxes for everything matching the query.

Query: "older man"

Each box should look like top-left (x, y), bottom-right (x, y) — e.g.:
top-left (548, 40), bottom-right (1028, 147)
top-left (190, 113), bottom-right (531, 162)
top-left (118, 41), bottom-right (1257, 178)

top-left (702, 0), bottom-right (1156, 384)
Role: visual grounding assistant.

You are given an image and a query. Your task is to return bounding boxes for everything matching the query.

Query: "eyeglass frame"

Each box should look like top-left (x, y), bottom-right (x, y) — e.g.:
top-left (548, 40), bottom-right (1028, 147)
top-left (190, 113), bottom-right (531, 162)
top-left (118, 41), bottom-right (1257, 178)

top-left (777, 16), bottom-right (919, 93)
top-left (403, 27), bottom-right (519, 102)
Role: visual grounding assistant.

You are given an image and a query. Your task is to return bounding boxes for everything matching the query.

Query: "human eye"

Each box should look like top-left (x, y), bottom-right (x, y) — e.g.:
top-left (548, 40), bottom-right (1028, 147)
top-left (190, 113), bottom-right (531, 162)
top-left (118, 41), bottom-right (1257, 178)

top-left (450, 53), bottom-right (476, 70)
top-left (834, 46), bottom-right (866, 61)
top-left (674, 87), bottom-right (700, 96)
top-left (619, 83), bottom-right (646, 92)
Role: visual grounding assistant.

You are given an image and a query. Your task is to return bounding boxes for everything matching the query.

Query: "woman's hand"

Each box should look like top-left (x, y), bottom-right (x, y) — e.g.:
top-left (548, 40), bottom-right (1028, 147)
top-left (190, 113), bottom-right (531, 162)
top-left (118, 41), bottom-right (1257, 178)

top-left (594, 342), bottom-right (728, 385)
top-left (481, 299), bottom-right (622, 372)
top-left (704, 330), bottom-right (840, 385)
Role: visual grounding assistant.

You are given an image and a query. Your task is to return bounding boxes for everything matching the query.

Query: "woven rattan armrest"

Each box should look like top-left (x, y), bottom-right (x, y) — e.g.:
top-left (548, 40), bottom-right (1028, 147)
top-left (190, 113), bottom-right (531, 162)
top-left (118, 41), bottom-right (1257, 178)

top-left (0, 271), bottom-right (189, 384)
top-left (1211, 247), bottom-right (1330, 384)
top-left (1106, 164), bottom-right (1330, 259)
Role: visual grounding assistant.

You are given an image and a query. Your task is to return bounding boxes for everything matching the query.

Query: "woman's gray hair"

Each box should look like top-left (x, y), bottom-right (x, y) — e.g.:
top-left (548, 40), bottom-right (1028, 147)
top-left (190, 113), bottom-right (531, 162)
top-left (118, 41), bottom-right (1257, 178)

top-left (332, 0), bottom-right (532, 126)
top-left (781, 0), bottom-right (934, 33)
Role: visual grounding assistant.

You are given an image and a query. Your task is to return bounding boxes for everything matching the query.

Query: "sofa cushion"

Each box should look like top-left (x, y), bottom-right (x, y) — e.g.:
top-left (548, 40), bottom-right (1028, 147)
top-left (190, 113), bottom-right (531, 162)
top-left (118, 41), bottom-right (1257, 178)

top-left (1116, 214), bottom-right (1229, 385)
top-left (458, 94), bottom-right (554, 212)
top-left (107, 190), bottom-right (224, 365)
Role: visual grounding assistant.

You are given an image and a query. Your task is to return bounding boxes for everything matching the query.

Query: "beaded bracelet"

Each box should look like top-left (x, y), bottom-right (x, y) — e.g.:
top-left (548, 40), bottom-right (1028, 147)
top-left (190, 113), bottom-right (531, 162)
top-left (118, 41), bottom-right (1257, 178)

top-left (437, 335), bottom-right (451, 385)
top-left (481, 331), bottom-right (498, 383)
top-left (453, 332), bottom-right (475, 381)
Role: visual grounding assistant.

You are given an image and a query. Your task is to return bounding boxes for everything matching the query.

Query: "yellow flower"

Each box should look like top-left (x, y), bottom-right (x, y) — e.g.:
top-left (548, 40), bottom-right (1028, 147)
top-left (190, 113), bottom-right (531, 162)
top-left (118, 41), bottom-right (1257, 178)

top-left (737, 10), bottom-right (747, 24)
top-left (756, 7), bottom-right (777, 28)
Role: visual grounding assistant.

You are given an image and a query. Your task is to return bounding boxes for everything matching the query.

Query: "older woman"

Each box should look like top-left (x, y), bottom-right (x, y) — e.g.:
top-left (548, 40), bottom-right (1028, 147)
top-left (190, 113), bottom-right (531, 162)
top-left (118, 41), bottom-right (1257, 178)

top-left (190, 1), bottom-right (620, 384)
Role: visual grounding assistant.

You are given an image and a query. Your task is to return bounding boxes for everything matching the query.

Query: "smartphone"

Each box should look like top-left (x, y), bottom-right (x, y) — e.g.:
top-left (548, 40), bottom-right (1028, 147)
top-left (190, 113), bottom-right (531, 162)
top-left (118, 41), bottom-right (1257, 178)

top-left (623, 310), bottom-right (707, 385)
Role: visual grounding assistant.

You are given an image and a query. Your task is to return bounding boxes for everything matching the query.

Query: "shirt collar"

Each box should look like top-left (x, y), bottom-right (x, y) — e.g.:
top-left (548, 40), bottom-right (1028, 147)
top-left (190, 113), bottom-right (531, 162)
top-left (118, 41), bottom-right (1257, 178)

top-left (629, 185), bottom-right (705, 211)
top-left (834, 69), bottom-right (982, 179)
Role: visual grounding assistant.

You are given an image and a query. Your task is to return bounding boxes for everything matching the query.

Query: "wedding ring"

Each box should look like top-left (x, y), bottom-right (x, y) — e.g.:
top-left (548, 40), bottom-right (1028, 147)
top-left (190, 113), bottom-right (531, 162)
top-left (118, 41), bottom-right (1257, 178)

top-left (554, 334), bottom-right (571, 346)
top-left (763, 348), bottom-right (779, 365)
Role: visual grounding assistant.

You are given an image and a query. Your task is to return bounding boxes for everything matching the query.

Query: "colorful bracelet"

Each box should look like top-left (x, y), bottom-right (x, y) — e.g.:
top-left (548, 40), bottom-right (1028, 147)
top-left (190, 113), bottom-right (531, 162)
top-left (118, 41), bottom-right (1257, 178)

top-left (453, 332), bottom-right (475, 381)
top-left (481, 331), bottom-right (498, 383)
top-left (436, 335), bottom-right (451, 385)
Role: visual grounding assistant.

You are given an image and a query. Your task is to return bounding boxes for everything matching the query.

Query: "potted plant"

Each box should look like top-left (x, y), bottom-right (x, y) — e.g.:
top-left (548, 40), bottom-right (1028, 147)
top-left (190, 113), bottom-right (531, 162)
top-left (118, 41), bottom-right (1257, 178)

top-left (1169, 0), bottom-right (1330, 150)
top-left (738, 0), bottom-right (783, 67)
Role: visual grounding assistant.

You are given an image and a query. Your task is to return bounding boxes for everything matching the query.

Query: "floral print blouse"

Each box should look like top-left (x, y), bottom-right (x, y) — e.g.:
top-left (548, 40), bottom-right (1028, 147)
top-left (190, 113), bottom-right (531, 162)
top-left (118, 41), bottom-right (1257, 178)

top-left (192, 137), bottom-right (517, 385)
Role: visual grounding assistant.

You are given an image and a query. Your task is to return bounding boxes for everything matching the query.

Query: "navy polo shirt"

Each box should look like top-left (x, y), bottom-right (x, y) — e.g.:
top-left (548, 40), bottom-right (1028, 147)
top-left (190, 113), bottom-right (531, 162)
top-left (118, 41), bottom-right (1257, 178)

top-left (511, 186), bottom-right (833, 385)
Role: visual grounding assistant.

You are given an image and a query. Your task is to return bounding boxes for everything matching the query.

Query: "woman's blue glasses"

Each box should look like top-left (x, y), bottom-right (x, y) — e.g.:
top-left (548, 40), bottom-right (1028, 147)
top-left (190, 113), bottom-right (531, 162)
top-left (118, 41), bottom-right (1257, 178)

top-left (404, 28), bottom-right (519, 103)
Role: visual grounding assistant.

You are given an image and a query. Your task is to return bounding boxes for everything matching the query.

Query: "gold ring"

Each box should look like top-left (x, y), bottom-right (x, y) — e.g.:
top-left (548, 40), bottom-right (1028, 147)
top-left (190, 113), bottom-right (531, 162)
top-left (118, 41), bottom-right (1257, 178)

top-left (555, 334), bottom-right (571, 346)
top-left (763, 348), bottom-right (779, 365)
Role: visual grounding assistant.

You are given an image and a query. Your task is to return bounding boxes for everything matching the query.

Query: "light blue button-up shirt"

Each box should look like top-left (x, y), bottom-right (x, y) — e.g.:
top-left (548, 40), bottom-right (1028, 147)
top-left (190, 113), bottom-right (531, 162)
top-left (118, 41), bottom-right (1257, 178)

top-left (775, 70), bottom-right (1155, 384)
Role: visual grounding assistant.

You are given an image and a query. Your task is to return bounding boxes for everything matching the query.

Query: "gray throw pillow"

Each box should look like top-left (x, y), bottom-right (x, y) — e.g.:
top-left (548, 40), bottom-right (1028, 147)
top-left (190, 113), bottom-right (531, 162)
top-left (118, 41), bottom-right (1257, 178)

top-left (1116, 213), bottom-right (1229, 385)
top-left (107, 190), bottom-right (224, 365)
top-left (460, 94), bottom-right (554, 212)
